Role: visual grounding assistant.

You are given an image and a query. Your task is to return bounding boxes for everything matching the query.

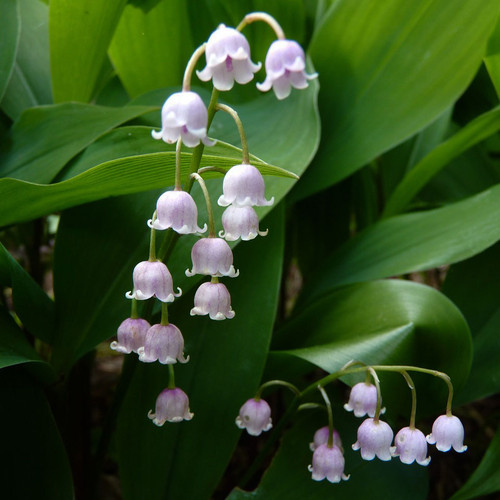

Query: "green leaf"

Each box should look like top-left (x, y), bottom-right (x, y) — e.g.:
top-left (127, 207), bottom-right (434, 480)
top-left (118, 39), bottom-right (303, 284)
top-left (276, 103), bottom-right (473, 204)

top-left (109, 0), bottom-right (193, 98)
top-left (116, 206), bottom-right (285, 500)
top-left (0, 242), bottom-right (55, 343)
top-left (485, 17), bottom-right (500, 98)
top-left (274, 280), bottom-right (472, 392)
top-left (0, 367), bottom-right (73, 499)
top-left (450, 425), bottom-right (500, 500)
top-left (0, 144), bottom-right (290, 228)
top-left (0, 103), bottom-right (155, 183)
top-left (49, 0), bottom-right (127, 102)
top-left (383, 106), bottom-right (500, 216)
top-left (297, 0), bottom-right (500, 197)
top-left (0, 0), bottom-right (52, 120)
top-left (0, 0), bottom-right (20, 101)
top-left (442, 243), bottom-right (500, 404)
top-left (305, 183), bottom-right (500, 299)
top-left (228, 411), bottom-right (428, 500)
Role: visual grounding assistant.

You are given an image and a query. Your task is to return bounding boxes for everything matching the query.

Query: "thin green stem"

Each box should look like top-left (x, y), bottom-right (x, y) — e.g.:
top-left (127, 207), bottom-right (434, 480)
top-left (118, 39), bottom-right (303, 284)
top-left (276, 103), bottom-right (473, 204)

top-left (401, 370), bottom-right (417, 429)
top-left (237, 12), bottom-right (286, 39)
top-left (148, 213), bottom-right (157, 261)
top-left (197, 166), bottom-right (227, 176)
top-left (297, 402), bottom-right (324, 412)
top-left (182, 44), bottom-right (206, 91)
top-left (175, 139), bottom-right (182, 190)
top-left (191, 172), bottom-right (216, 237)
top-left (318, 386), bottom-right (334, 448)
top-left (130, 298), bottom-right (139, 319)
top-left (256, 379), bottom-right (301, 399)
top-left (168, 365), bottom-right (176, 389)
top-left (211, 276), bottom-right (219, 284)
top-left (215, 103), bottom-right (249, 163)
top-left (367, 367), bottom-right (382, 421)
top-left (160, 302), bottom-right (169, 326)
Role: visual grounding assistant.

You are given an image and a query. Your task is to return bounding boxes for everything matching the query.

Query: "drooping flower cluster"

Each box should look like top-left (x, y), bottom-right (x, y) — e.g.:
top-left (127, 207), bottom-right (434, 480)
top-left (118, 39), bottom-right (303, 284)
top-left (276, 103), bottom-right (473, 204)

top-left (235, 372), bottom-right (467, 486)
top-left (110, 11), bottom-right (309, 427)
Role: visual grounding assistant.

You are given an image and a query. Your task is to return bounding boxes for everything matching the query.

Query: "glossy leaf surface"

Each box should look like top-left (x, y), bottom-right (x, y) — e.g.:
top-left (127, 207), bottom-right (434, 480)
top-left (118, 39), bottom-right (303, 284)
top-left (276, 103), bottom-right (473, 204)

top-left (0, 0), bottom-right (20, 101)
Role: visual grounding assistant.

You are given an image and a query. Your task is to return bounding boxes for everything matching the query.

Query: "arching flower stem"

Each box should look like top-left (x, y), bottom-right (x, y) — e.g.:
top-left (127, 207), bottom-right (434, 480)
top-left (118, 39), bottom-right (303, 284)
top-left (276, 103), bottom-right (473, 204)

top-left (318, 386), bottom-right (335, 448)
top-left (367, 367), bottom-right (382, 422)
top-left (190, 172), bottom-right (216, 237)
top-left (401, 370), bottom-right (417, 429)
top-left (182, 43), bottom-right (207, 91)
top-left (255, 379), bottom-right (300, 399)
top-left (237, 12), bottom-right (285, 40)
top-left (215, 103), bottom-right (249, 164)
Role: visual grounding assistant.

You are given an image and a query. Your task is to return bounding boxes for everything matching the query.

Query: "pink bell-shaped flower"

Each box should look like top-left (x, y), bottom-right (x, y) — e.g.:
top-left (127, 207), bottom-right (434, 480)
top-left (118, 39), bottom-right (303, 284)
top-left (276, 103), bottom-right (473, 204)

top-left (257, 39), bottom-right (317, 100)
top-left (149, 190), bottom-right (207, 234)
top-left (126, 260), bottom-right (182, 302)
top-left (137, 323), bottom-right (189, 364)
top-left (110, 317), bottom-right (151, 354)
top-left (309, 425), bottom-right (343, 451)
top-left (352, 418), bottom-right (394, 461)
top-left (197, 24), bottom-right (261, 91)
top-left (151, 91), bottom-right (214, 147)
top-left (218, 164), bottom-right (274, 207)
top-left (308, 444), bottom-right (349, 483)
top-left (185, 237), bottom-right (239, 277)
top-left (148, 387), bottom-right (194, 426)
top-left (344, 382), bottom-right (386, 418)
top-left (190, 281), bottom-right (235, 320)
top-left (219, 205), bottom-right (268, 241)
top-left (426, 414), bottom-right (467, 453)
top-left (392, 427), bottom-right (431, 465)
top-left (235, 398), bottom-right (272, 436)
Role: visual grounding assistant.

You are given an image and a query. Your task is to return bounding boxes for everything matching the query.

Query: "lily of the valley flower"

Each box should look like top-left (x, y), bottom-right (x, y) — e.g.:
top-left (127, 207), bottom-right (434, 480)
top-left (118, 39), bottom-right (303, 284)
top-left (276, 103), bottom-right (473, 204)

top-left (392, 427), bottom-right (431, 466)
top-left (218, 164), bottom-right (274, 207)
top-left (308, 444), bottom-right (349, 483)
top-left (426, 414), bottom-right (467, 453)
top-left (352, 418), bottom-right (394, 461)
top-left (149, 190), bottom-right (207, 234)
top-left (148, 387), bottom-right (194, 426)
top-left (344, 382), bottom-right (386, 418)
top-left (151, 91), bottom-right (214, 147)
top-left (137, 323), bottom-right (189, 364)
top-left (309, 425), bottom-right (343, 452)
top-left (126, 261), bottom-right (182, 303)
top-left (110, 317), bottom-right (151, 354)
top-left (219, 205), bottom-right (268, 241)
top-left (185, 237), bottom-right (239, 278)
top-left (197, 24), bottom-right (261, 91)
top-left (235, 398), bottom-right (272, 436)
top-left (190, 281), bottom-right (235, 320)
top-left (257, 39), bottom-right (317, 100)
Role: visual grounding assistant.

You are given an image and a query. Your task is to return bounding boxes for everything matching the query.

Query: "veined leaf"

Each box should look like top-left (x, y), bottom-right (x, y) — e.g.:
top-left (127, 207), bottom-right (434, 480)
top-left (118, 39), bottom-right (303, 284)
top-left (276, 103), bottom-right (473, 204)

top-left (0, 0), bottom-right (19, 101)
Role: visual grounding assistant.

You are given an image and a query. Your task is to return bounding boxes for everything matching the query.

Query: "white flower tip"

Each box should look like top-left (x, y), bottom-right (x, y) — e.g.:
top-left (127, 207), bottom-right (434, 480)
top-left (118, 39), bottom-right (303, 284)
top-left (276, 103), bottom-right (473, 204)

top-left (343, 403), bottom-right (352, 412)
top-left (426, 434), bottom-right (436, 445)
top-left (259, 228), bottom-right (269, 237)
top-left (217, 195), bottom-right (230, 207)
top-left (180, 354), bottom-right (190, 364)
top-left (212, 312), bottom-right (227, 321)
top-left (203, 136), bottom-right (216, 147)
top-left (147, 219), bottom-right (154, 229)
top-left (420, 457), bottom-right (431, 466)
top-left (218, 230), bottom-right (225, 238)
top-left (151, 129), bottom-right (162, 140)
top-left (125, 290), bottom-right (135, 299)
top-left (198, 223), bottom-right (208, 234)
top-left (185, 268), bottom-right (194, 277)
top-left (175, 287), bottom-right (182, 297)
top-left (456, 444), bottom-right (468, 453)
top-left (351, 442), bottom-right (360, 451)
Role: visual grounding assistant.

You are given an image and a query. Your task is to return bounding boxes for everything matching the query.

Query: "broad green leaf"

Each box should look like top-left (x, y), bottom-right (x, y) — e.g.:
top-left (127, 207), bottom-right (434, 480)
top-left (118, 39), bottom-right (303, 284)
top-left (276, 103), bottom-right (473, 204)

top-left (275, 280), bottom-right (472, 394)
top-left (117, 206), bottom-right (285, 500)
top-left (0, 306), bottom-right (48, 371)
top-left (0, 367), bottom-right (73, 499)
top-left (297, 0), bottom-right (500, 198)
top-left (228, 412), bottom-right (428, 500)
top-left (383, 106), bottom-right (500, 216)
top-left (0, 0), bottom-right (20, 101)
top-left (109, 0), bottom-right (193, 98)
top-left (443, 243), bottom-right (500, 404)
top-left (0, 145), bottom-right (290, 229)
top-left (50, 0), bottom-right (127, 102)
top-left (450, 425), bottom-right (500, 500)
top-left (0, 242), bottom-right (55, 343)
top-left (0, 0), bottom-right (52, 120)
top-left (0, 103), bottom-right (155, 183)
top-left (304, 183), bottom-right (500, 299)
top-left (485, 17), bottom-right (500, 98)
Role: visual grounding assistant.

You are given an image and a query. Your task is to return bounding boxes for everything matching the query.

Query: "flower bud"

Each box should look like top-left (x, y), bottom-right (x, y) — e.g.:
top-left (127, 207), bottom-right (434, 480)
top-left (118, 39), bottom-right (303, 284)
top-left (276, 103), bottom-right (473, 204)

top-left (110, 317), bottom-right (150, 354)
top-left (352, 418), bottom-right (394, 461)
top-left (309, 425), bottom-right (343, 451)
top-left (308, 444), bottom-right (349, 483)
top-left (185, 237), bottom-right (239, 278)
top-left (219, 205), bottom-right (268, 241)
top-left (235, 398), bottom-right (272, 436)
top-left (344, 382), bottom-right (385, 418)
top-left (392, 427), bottom-right (431, 465)
top-left (426, 414), bottom-right (467, 453)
